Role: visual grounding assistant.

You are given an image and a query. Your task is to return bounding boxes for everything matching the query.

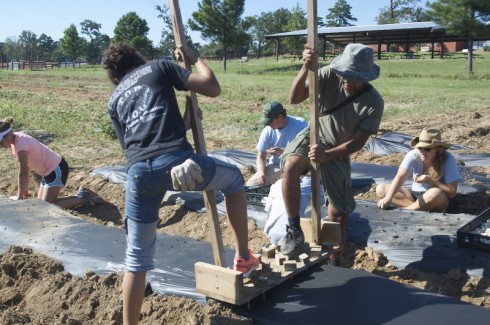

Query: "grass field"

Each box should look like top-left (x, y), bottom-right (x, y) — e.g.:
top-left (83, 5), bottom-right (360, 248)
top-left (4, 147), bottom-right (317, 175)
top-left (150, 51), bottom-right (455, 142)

top-left (0, 52), bottom-right (489, 164)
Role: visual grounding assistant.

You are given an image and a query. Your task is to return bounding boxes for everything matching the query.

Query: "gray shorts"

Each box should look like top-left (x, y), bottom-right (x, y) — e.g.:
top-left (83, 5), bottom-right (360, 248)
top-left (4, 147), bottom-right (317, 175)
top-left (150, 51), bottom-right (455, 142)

top-left (281, 127), bottom-right (356, 215)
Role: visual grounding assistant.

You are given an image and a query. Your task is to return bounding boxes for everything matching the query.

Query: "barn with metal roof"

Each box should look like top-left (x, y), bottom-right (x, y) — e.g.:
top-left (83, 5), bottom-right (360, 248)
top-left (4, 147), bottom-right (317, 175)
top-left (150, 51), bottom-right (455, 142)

top-left (265, 22), bottom-right (486, 60)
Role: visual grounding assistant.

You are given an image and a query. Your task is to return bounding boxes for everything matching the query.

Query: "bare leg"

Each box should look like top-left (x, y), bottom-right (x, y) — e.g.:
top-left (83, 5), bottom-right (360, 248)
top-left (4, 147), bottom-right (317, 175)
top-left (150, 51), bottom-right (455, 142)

top-left (39, 186), bottom-right (85, 209)
top-left (406, 188), bottom-right (449, 212)
top-left (328, 204), bottom-right (348, 262)
top-left (282, 156), bottom-right (307, 219)
top-left (376, 183), bottom-right (414, 208)
top-left (391, 191), bottom-right (416, 208)
top-left (224, 189), bottom-right (248, 257)
top-left (123, 271), bottom-right (146, 325)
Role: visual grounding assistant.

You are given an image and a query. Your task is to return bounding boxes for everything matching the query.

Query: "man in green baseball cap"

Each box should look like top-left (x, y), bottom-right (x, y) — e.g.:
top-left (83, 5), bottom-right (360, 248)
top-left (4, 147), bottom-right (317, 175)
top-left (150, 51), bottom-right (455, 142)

top-left (246, 101), bottom-right (307, 186)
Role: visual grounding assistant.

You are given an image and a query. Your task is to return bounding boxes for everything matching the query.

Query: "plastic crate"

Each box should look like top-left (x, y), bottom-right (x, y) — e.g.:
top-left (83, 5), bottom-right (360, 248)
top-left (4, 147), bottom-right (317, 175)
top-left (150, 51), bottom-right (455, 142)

top-left (244, 184), bottom-right (271, 206)
top-left (456, 207), bottom-right (490, 252)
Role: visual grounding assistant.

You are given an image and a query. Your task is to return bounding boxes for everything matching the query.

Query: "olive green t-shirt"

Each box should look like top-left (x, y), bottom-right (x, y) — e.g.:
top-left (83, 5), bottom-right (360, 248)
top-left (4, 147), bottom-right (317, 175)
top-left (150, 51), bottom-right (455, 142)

top-left (317, 66), bottom-right (384, 147)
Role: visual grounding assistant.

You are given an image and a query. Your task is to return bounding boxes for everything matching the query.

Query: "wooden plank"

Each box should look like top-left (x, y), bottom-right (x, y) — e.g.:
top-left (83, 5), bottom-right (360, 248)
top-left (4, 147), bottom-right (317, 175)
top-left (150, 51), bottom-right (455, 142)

top-left (168, 0), bottom-right (226, 267)
top-left (195, 242), bottom-right (338, 305)
top-left (195, 262), bottom-right (245, 304)
top-left (300, 218), bottom-right (341, 247)
top-left (307, 0), bottom-right (321, 245)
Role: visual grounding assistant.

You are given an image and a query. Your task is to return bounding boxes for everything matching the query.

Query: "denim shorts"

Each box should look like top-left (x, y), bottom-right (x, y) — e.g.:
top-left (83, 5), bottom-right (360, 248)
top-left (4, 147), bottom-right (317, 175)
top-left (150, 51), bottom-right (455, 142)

top-left (41, 158), bottom-right (69, 189)
top-left (124, 149), bottom-right (244, 272)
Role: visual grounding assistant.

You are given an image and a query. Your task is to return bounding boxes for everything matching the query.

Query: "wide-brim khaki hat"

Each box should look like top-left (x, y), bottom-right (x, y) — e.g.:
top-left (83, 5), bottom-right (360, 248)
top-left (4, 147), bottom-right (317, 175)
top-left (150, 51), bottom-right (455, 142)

top-left (329, 43), bottom-right (380, 82)
top-left (410, 128), bottom-right (451, 149)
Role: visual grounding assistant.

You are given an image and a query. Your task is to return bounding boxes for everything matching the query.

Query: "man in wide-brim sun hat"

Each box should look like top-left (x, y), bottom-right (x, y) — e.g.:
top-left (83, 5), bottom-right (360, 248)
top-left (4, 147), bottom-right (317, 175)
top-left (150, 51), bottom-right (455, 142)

top-left (376, 128), bottom-right (461, 212)
top-left (278, 42), bottom-right (385, 267)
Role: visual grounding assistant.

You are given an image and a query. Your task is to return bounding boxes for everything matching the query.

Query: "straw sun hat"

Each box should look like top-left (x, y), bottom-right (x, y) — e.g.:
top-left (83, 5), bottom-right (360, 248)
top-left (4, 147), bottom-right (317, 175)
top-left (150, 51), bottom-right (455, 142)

top-left (410, 128), bottom-right (451, 149)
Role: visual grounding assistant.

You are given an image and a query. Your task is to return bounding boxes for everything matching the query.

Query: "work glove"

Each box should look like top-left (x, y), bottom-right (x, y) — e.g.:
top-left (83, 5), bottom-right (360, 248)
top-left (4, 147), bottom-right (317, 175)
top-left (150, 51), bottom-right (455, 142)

top-left (171, 159), bottom-right (203, 191)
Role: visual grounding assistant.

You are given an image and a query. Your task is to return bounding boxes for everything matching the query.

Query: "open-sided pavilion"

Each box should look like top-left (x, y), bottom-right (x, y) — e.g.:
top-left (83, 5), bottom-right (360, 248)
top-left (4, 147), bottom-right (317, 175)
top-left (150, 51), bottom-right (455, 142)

top-left (265, 21), bottom-right (487, 60)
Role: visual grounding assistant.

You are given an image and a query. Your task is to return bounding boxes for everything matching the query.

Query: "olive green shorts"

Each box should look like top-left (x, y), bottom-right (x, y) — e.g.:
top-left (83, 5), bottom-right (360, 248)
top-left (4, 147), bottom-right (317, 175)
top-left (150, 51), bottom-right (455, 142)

top-left (280, 127), bottom-right (356, 215)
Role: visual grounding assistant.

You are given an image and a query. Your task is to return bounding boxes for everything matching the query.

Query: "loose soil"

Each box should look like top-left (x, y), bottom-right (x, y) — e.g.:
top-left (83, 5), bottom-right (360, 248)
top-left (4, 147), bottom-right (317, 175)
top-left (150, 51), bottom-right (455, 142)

top-left (1, 81), bottom-right (489, 324)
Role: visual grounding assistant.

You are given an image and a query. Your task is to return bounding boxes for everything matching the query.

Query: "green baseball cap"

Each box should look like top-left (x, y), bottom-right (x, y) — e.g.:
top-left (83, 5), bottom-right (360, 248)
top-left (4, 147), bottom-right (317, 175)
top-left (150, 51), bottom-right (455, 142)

top-left (260, 101), bottom-right (285, 126)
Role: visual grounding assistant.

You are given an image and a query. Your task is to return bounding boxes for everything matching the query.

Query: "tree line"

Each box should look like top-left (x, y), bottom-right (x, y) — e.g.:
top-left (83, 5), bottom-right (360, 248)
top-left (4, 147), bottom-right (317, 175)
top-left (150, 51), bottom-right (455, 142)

top-left (0, 0), bottom-right (488, 68)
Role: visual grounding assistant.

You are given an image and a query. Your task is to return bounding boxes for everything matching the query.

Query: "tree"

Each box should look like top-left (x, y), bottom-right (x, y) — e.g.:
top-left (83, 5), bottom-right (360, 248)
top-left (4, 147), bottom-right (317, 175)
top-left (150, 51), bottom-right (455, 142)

top-left (282, 4), bottom-right (307, 55)
top-left (60, 24), bottom-right (82, 67)
top-left (80, 19), bottom-right (109, 65)
top-left (325, 0), bottom-right (358, 27)
top-left (188, 0), bottom-right (250, 70)
top-left (376, 0), bottom-right (428, 24)
top-left (18, 30), bottom-right (37, 61)
top-left (113, 12), bottom-right (155, 58)
top-left (155, 4), bottom-right (198, 58)
top-left (37, 34), bottom-right (56, 61)
top-left (427, 0), bottom-right (490, 72)
top-left (3, 37), bottom-right (18, 62)
top-left (250, 8), bottom-right (291, 57)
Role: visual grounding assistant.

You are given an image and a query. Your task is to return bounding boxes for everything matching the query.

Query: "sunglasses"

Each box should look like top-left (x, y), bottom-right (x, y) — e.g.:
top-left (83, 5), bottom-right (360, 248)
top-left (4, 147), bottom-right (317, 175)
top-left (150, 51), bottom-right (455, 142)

top-left (420, 148), bottom-right (432, 152)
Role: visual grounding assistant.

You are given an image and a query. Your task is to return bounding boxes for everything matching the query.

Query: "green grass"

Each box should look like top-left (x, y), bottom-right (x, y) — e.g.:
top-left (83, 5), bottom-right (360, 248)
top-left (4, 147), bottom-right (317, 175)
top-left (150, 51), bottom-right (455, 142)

top-left (0, 52), bottom-right (489, 163)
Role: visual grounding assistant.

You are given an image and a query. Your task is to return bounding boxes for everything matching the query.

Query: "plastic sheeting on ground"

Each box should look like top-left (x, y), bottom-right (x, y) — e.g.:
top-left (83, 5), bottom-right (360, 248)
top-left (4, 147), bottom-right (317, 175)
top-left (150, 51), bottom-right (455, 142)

top-left (237, 264), bottom-right (490, 325)
top-left (0, 196), bottom-right (231, 303)
top-left (2, 196), bottom-right (490, 324)
top-left (348, 200), bottom-right (490, 278)
top-left (364, 131), bottom-right (490, 167)
top-left (85, 149), bottom-right (490, 277)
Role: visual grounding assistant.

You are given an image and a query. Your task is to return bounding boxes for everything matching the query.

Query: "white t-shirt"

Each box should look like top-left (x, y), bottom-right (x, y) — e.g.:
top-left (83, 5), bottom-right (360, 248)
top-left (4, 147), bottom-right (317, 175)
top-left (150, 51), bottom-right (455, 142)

top-left (400, 149), bottom-right (461, 192)
top-left (256, 115), bottom-right (307, 165)
top-left (264, 176), bottom-right (325, 245)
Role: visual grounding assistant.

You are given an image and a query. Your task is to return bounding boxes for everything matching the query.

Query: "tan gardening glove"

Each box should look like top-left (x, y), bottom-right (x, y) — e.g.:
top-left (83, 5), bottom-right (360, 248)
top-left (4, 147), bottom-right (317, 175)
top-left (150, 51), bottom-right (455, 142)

top-left (171, 159), bottom-right (203, 191)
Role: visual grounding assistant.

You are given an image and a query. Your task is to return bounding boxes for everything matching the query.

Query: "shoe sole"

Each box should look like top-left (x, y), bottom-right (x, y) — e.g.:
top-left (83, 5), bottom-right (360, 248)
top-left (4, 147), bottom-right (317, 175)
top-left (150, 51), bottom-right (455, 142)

top-left (328, 258), bottom-right (340, 267)
top-left (279, 241), bottom-right (305, 257)
top-left (241, 264), bottom-right (259, 278)
top-left (281, 247), bottom-right (303, 258)
top-left (83, 189), bottom-right (104, 205)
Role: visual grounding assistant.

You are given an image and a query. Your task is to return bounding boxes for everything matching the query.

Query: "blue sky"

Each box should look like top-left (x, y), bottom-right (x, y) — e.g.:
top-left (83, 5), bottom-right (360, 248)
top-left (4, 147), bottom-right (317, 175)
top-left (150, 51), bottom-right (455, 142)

top-left (0, 1), bottom-right (426, 44)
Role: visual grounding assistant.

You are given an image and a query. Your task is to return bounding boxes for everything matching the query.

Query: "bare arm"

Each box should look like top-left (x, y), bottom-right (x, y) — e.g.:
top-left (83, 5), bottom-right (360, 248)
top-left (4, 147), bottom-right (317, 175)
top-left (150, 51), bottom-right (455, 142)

top-left (16, 150), bottom-right (30, 199)
top-left (379, 167), bottom-right (410, 208)
top-left (308, 130), bottom-right (372, 163)
top-left (289, 63), bottom-right (309, 104)
top-left (255, 151), bottom-right (268, 185)
top-left (289, 45), bottom-right (316, 104)
top-left (177, 46), bottom-right (221, 98)
top-left (414, 175), bottom-right (458, 199)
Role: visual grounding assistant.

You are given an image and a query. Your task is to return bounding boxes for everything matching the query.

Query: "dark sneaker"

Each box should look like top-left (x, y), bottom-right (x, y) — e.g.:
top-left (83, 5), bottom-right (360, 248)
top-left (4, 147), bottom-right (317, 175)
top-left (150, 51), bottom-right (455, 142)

top-left (234, 249), bottom-right (260, 278)
top-left (327, 257), bottom-right (340, 267)
top-left (77, 187), bottom-right (104, 205)
top-left (279, 225), bottom-right (305, 256)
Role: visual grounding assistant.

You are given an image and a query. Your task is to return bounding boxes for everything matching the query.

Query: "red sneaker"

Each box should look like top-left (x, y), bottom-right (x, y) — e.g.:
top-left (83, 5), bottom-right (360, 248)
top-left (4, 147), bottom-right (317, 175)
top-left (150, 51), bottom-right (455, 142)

top-left (234, 249), bottom-right (260, 278)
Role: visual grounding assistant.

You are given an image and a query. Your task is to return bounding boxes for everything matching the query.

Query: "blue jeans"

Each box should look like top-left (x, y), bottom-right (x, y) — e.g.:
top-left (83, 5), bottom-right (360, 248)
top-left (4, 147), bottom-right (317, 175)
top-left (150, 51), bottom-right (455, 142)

top-left (124, 149), bottom-right (244, 272)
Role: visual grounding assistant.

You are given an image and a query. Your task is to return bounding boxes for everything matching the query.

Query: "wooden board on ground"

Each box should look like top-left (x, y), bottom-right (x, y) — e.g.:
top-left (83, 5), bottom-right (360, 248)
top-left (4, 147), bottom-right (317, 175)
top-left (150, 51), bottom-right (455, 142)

top-left (195, 220), bottom-right (340, 305)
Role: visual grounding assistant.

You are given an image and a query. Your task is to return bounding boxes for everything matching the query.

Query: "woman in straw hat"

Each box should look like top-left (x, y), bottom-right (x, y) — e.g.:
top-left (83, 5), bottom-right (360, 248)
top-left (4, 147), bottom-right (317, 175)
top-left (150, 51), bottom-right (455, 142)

top-left (376, 128), bottom-right (461, 212)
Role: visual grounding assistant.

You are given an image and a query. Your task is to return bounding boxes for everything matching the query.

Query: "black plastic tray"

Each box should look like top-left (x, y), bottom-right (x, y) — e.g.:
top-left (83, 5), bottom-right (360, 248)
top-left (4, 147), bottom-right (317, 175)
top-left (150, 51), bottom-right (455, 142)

top-left (456, 207), bottom-right (490, 252)
top-left (244, 184), bottom-right (271, 206)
